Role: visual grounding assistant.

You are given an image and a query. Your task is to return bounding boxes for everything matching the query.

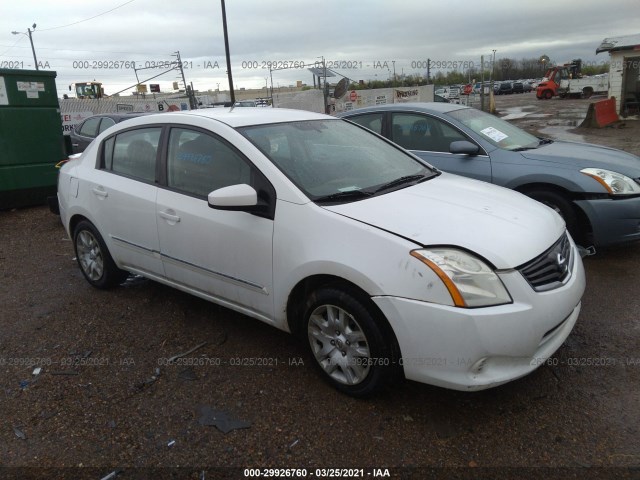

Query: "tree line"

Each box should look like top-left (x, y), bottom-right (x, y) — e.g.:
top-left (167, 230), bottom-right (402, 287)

top-left (348, 57), bottom-right (610, 90)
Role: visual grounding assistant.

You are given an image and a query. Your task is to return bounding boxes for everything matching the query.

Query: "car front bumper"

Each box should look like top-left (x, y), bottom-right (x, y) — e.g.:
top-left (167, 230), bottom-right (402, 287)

top-left (372, 244), bottom-right (585, 391)
top-left (576, 196), bottom-right (640, 246)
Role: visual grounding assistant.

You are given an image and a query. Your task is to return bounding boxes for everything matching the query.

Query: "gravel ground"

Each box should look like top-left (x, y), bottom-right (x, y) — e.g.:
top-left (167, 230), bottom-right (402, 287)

top-left (1, 94), bottom-right (639, 479)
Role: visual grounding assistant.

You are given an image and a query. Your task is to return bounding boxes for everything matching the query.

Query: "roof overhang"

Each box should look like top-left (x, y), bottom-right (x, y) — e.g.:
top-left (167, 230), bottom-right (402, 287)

top-left (596, 33), bottom-right (640, 54)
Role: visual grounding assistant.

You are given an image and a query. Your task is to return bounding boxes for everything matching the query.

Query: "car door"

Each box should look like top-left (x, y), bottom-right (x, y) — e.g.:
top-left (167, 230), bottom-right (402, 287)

top-left (86, 126), bottom-right (164, 277)
top-left (156, 126), bottom-right (275, 321)
top-left (389, 112), bottom-right (492, 183)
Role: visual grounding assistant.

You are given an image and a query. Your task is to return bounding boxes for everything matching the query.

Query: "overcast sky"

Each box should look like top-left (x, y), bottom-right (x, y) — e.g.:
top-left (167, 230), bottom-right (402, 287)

top-left (2, 0), bottom-right (639, 96)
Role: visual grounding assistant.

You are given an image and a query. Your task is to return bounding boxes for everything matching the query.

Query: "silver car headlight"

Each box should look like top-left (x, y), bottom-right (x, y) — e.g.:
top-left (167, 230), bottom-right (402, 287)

top-left (411, 248), bottom-right (512, 308)
top-left (581, 168), bottom-right (640, 195)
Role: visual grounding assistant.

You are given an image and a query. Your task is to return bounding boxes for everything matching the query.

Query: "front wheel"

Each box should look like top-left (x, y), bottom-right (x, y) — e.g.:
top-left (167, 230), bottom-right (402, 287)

top-left (303, 286), bottom-right (400, 397)
top-left (73, 220), bottom-right (129, 289)
top-left (526, 190), bottom-right (581, 242)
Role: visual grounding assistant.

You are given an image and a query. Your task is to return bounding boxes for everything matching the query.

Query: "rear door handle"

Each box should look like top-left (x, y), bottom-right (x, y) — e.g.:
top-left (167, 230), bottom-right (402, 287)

top-left (92, 187), bottom-right (108, 198)
top-left (159, 210), bottom-right (181, 223)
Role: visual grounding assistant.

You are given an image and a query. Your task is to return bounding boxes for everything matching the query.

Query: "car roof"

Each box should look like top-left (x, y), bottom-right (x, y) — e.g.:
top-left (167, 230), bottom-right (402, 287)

top-left (338, 102), bottom-right (469, 116)
top-left (83, 112), bottom-right (152, 122)
top-left (140, 107), bottom-right (330, 128)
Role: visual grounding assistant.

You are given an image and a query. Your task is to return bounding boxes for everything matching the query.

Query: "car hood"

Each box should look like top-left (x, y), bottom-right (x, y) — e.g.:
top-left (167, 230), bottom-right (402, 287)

top-left (324, 174), bottom-right (565, 269)
top-left (520, 141), bottom-right (640, 175)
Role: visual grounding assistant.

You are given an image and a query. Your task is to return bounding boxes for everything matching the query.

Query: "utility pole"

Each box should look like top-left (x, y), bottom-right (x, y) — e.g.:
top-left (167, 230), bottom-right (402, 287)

top-left (174, 51), bottom-right (194, 109)
top-left (221, 0), bottom-right (235, 104)
top-left (322, 56), bottom-right (328, 114)
top-left (12, 23), bottom-right (38, 70)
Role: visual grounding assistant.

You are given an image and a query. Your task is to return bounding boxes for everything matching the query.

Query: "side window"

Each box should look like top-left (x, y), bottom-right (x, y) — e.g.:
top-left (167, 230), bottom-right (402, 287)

top-left (98, 117), bottom-right (116, 134)
top-left (110, 128), bottom-right (160, 182)
top-left (167, 128), bottom-right (251, 197)
top-left (433, 119), bottom-right (468, 147)
top-left (347, 113), bottom-right (383, 135)
top-left (391, 113), bottom-right (467, 153)
top-left (78, 117), bottom-right (100, 137)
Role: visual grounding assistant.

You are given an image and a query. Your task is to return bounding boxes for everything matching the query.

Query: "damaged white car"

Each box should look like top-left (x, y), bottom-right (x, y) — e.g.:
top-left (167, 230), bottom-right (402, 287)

top-left (57, 108), bottom-right (585, 396)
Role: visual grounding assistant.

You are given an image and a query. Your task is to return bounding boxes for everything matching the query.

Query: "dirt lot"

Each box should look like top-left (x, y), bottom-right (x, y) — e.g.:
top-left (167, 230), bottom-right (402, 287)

top-left (1, 94), bottom-right (640, 479)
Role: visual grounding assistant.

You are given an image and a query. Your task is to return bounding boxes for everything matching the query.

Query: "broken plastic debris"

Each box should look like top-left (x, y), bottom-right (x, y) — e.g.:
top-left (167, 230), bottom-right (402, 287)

top-left (19, 380), bottom-right (29, 389)
top-left (13, 426), bottom-right (26, 440)
top-left (289, 439), bottom-right (299, 449)
top-left (100, 470), bottom-right (121, 480)
top-left (167, 342), bottom-right (207, 364)
top-left (197, 405), bottom-right (251, 434)
top-left (167, 440), bottom-right (176, 447)
top-left (32, 367), bottom-right (42, 376)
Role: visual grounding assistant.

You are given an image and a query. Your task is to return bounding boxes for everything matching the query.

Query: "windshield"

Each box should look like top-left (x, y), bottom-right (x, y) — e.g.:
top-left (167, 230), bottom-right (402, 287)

top-left (240, 120), bottom-right (435, 202)
top-left (447, 108), bottom-right (539, 151)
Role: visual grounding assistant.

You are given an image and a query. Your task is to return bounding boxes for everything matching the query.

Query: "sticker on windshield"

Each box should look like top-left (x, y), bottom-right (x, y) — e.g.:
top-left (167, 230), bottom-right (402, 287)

top-left (480, 127), bottom-right (508, 142)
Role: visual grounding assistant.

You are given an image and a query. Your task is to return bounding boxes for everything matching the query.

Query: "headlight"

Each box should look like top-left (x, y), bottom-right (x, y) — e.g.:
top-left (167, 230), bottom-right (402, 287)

top-left (411, 249), bottom-right (512, 308)
top-left (581, 168), bottom-right (640, 195)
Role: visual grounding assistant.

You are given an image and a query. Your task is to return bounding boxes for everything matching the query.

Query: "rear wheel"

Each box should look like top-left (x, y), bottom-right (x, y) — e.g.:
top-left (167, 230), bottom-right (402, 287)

top-left (73, 220), bottom-right (129, 289)
top-left (303, 285), bottom-right (400, 397)
top-left (582, 87), bottom-right (593, 99)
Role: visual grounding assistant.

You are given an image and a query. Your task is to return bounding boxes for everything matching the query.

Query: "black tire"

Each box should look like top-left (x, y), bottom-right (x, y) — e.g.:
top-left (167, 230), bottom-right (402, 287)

top-left (544, 89), bottom-right (553, 100)
top-left (302, 285), bottom-right (400, 397)
top-left (582, 88), bottom-right (593, 99)
top-left (526, 190), bottom-right (580, 241)
top-left (73, 220), bottom-right (129, 289)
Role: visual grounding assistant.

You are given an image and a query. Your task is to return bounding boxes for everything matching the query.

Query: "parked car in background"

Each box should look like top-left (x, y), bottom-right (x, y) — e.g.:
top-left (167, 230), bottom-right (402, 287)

top-left (512, 81), bottom-right (524, 93)
top-left (498, 82), bottom-right (513, 94)
top-left (70, 113), bottom-right (148, 153)
top-left (57, 107), bottom-right (584, 396)
top-left (339, 102), bottom-right (640, 247)
top-left (233, 100), bottom-right (258, 107)
top-left (523, 81), bottom-right (533, 93)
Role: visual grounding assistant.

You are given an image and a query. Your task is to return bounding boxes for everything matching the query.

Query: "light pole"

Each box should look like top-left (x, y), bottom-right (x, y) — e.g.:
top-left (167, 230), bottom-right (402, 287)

top-left (12, 23), bottom-right (38, 70)
top-left (490, 49), bottom-right (496, 82)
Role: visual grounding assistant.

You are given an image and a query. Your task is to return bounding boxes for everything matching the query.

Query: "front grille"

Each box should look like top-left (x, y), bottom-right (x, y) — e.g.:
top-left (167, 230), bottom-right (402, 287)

top-left (518, 233), bottom-right (573, 292)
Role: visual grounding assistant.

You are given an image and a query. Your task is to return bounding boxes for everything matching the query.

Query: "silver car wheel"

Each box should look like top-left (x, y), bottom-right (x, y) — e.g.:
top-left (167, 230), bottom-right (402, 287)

top-left (307, 304), bottom-right (371, 385)
top-left (76, 230), bottom-right (104, 281)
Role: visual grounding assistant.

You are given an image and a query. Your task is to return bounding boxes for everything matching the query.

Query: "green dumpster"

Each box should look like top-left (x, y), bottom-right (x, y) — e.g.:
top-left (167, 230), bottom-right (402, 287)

top-left (0, 69), bottom-right (67, 209)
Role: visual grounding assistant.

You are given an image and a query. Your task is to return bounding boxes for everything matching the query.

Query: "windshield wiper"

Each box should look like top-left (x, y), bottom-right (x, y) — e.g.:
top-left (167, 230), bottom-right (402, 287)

top-left (512, 138), bottom-right (553, 151)
top-left (374, 173), bottom-right (433, 193)
top-left (511, 145), bottom-right (539, 151)
top-left (315, 189), bottom-right (374, 203)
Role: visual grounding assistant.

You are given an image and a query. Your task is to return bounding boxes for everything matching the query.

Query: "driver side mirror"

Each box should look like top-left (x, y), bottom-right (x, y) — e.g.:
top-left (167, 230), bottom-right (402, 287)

top-left (449, 140), bottom-right (480, 156)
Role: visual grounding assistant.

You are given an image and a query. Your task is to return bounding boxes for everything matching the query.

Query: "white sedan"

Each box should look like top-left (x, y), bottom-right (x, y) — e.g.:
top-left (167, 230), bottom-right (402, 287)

top-left (57, 107), bottom-right (585, 396)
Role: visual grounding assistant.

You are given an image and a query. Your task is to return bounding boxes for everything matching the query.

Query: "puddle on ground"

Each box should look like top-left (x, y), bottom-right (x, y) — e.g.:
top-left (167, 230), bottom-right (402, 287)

top-left (500, 106), bottom-right (539, 120)
top-left (538, 126), bottom-right (586, 143)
